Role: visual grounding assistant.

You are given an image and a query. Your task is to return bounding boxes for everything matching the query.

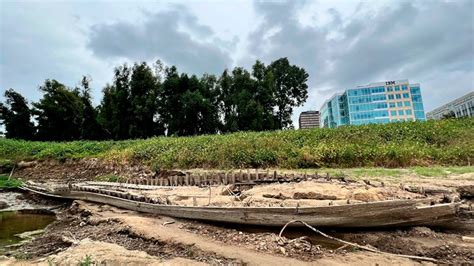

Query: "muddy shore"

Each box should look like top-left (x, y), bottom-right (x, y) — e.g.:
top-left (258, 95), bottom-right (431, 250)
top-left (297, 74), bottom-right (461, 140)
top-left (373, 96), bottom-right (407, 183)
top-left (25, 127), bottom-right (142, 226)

top-left (0, 199), bottom-right (472, 265)
top-left (1, 161), bottom-right (474, 265)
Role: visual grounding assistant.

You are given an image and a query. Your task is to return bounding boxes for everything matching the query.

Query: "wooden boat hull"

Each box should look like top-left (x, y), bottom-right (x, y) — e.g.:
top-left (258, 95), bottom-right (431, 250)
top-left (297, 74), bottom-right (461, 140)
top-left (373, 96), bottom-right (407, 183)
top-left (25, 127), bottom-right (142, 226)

top-left (22, 186), bottom-right (458, 228)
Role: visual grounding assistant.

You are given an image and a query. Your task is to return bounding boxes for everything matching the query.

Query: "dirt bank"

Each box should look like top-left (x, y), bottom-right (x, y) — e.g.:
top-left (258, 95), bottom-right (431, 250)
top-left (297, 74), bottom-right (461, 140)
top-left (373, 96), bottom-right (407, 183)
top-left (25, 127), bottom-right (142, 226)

top-left (10, 159), bottom-right (474, 188)
top-left (11, 159), bottom-right (154, 181)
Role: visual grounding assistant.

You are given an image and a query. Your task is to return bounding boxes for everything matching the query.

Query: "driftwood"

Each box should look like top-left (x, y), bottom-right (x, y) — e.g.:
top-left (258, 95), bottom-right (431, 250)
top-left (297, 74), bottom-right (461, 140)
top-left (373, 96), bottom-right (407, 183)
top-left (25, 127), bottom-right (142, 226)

top-left (279, 220), bottom-right (437, 263)
top-left (263, 193), bottom-right (290, 200)
top-left (462, 236), bottom-right (474, 243)
top-left (8, 165), bottom-right (15, 181)
top-left (293, 192), bottom-right (337, 200)
top-left (404, 185), bottom-right (452, 195)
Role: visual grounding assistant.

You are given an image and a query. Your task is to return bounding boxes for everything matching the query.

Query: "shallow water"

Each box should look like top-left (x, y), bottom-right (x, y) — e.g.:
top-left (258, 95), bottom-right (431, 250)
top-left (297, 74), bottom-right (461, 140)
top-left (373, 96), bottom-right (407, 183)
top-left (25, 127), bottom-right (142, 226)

top-left (0, 210), bottom-right (56, 254)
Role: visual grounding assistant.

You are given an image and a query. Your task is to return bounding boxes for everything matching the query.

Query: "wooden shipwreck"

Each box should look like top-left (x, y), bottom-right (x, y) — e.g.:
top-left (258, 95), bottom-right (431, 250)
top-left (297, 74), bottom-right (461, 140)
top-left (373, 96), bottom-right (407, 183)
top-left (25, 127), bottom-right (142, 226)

top-left (21, 182), bottom-right (460, 228)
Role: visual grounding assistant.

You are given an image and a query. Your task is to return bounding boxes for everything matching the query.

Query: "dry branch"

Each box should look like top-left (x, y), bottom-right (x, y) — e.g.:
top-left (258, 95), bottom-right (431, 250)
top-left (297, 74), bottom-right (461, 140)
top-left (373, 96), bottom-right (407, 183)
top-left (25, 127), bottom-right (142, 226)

top-left (278, 220), bottom-right (437, 263)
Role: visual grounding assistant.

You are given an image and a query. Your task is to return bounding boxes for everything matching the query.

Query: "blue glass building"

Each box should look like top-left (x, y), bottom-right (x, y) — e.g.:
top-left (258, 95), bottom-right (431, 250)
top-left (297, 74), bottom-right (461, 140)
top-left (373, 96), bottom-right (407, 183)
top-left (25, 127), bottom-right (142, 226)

top-left (320, 80), bottom-right (426, 128)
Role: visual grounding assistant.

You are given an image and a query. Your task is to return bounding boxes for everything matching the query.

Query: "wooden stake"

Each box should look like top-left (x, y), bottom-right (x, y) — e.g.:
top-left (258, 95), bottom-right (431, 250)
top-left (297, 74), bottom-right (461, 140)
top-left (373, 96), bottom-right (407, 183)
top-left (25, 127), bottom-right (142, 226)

top-left (208, 185), bottom-right (212, 206)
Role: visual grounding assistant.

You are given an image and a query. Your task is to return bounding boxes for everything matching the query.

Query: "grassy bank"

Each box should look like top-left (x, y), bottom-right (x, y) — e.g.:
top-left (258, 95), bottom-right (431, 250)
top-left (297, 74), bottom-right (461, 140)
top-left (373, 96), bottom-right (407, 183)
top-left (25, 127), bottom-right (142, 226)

top-left (0, 118), bottom-right (473, 169)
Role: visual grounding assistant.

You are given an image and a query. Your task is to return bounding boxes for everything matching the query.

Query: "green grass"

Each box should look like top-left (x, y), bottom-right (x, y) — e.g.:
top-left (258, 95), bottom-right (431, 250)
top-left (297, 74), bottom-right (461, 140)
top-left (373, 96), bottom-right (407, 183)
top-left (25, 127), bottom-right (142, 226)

top-left (79, 255), bottom-right (93, 266)
top-left (277, 165), bottom-right (474, 179)
top-left (411, 166), bottom-right (474, 177)
top-left (0, 175), bottom-right (22, 189)
top-left (0, 118), bottom-right (473, 169)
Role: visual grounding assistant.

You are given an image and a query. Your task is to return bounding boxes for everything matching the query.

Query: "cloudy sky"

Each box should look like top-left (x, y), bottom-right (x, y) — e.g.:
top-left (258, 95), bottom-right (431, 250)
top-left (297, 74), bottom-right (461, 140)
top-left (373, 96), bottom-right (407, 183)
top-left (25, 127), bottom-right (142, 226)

top-left (1, 0), bottom-right (473, 126)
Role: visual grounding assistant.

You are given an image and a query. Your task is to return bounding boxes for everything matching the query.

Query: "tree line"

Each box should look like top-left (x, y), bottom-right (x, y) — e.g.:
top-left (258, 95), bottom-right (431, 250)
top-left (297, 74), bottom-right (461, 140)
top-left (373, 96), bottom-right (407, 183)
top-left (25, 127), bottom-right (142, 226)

top-left (0, 57), bottom-right (308, 141)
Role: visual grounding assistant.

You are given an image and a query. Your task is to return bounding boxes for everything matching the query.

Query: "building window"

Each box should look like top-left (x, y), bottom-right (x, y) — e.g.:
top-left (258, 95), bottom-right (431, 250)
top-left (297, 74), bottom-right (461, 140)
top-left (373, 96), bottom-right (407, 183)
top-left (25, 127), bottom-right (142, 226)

top-left (371, 87), bottom-right (385, 93)
top-left (397, 102), bottom-right (403, 107)
top-left (389, 102), bottom-right (396, 108)
top-left (388, 95), bottom-right (394, 100)
top-left (391, 110), bottom-right (396, 116)
top-left (415, 110), bottom-right (425, 120)
top-left (387, 87), bottom-right (393, 92)
top-left (396, 94), bottom-right (402, 99)
top-left (372, 94), bottom-right (386, 101)
top-left (413, 102), bottom-right (424, 110)
top-left (398, 110), bottom-right (404, 116)
top-left (402, 85), bottom-right (408, 91)
top-left (395, 86), bottom-right (400, 91)
top-left (403, 93), bottom-right (410, 98)
top-left (404, 101), bottom-right (411, 107)
top-left (410, 87), bottom-right (421, 94)
top-left (406, 110), bottom-right (412, 115)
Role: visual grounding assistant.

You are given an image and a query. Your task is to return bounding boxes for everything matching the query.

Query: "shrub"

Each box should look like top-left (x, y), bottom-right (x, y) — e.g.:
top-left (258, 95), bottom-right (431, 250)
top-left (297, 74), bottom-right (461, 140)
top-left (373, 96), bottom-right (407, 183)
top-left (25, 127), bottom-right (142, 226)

top-left (0, 118), bottom-right (472, 169)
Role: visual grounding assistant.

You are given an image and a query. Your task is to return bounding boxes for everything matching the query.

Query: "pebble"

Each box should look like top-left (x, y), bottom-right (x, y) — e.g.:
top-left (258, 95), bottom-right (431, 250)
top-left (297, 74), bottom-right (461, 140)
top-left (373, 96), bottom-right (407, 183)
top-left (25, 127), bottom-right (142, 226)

top-left (279, 247), bottom-right (286, 254)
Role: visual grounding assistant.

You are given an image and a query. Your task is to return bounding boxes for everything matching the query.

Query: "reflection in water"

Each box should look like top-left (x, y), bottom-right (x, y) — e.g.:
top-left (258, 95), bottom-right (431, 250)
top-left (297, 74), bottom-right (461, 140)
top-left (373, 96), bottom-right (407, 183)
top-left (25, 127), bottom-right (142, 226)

top-left (0, 211), bottom-right (56, 254)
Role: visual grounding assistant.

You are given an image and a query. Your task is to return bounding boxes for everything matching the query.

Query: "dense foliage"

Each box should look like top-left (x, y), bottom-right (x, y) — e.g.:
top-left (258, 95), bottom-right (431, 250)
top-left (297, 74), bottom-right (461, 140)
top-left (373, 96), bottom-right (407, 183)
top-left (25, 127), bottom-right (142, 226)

top-left (0, 118), bottom-right (472, 169)
top-left (0, 58), bottom-right (308, 140)
top-left (0, 89), bottom-right (35, 140)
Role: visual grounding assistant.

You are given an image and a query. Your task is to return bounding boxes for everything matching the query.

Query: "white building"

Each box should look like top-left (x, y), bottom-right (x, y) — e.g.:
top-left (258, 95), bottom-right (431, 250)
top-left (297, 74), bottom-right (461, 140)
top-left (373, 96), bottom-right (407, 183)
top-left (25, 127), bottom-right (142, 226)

top-left (426, 91), bottom-right (474, 120)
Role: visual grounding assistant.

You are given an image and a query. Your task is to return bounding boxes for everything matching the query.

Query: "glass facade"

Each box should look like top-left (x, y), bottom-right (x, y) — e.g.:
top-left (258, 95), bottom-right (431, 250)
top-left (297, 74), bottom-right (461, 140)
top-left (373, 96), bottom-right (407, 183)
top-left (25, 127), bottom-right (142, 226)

top-left (426, 92), bottom-right (473, 119)
top-left (320, 80), bottom-right (426, 128)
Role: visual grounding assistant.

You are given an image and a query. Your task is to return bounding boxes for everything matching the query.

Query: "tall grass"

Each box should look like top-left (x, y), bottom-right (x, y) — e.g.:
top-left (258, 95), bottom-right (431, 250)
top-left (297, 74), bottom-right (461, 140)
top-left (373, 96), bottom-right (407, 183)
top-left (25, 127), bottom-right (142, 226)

top-left (0, 118), bottom-right (472, 169)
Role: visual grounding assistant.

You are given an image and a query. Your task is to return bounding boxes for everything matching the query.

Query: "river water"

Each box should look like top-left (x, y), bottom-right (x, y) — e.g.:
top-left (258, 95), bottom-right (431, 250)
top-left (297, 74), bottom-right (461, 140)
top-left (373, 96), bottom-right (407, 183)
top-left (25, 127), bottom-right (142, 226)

top-left (0, 192), bottom-right (57, 255)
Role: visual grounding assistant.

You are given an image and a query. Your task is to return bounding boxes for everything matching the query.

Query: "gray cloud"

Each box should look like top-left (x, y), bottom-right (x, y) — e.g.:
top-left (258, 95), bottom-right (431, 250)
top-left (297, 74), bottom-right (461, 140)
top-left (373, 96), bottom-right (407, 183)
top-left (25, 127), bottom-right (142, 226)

top-left (87, 6), bottom-right (233, 75)
top-left (1, 0), bottom-right (472, 130)
top-left (246, 0), bottom-right (474, 114)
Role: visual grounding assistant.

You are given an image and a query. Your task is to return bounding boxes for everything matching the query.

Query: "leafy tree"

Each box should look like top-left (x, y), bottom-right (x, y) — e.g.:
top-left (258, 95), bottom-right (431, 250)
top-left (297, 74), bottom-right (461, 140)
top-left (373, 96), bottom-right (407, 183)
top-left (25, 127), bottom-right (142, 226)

top-left (268, 57), bottom-right (309, 129)
top-left (197, 74), bottom-right (220, 134)
top-left (97, 64), bottom-right (132, 140)
top-left (179, 74), bottom-right (221, 136)
top-left (78, 76), bottom-right (103, 140)
top-left (226, 67), bottom-right (255, 131)
top-left (159, 66), bottom-right (183, 136)
top-left (251, 60), bottom-right (277, 130)
top-left (3, 57), bottom-right (309, 140)
top-left (219, 63), bottom-right (278, 133)
top-left (218, 69), bottom-right (238, 132)
top-left (129, 62), bottom-right (163, 138)
top-left (0, 89), bottom-right (35, 140)
top-left (33, 80), bottom-right (84, 141)
top-left (97, 84), bottom-right (116, 139)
